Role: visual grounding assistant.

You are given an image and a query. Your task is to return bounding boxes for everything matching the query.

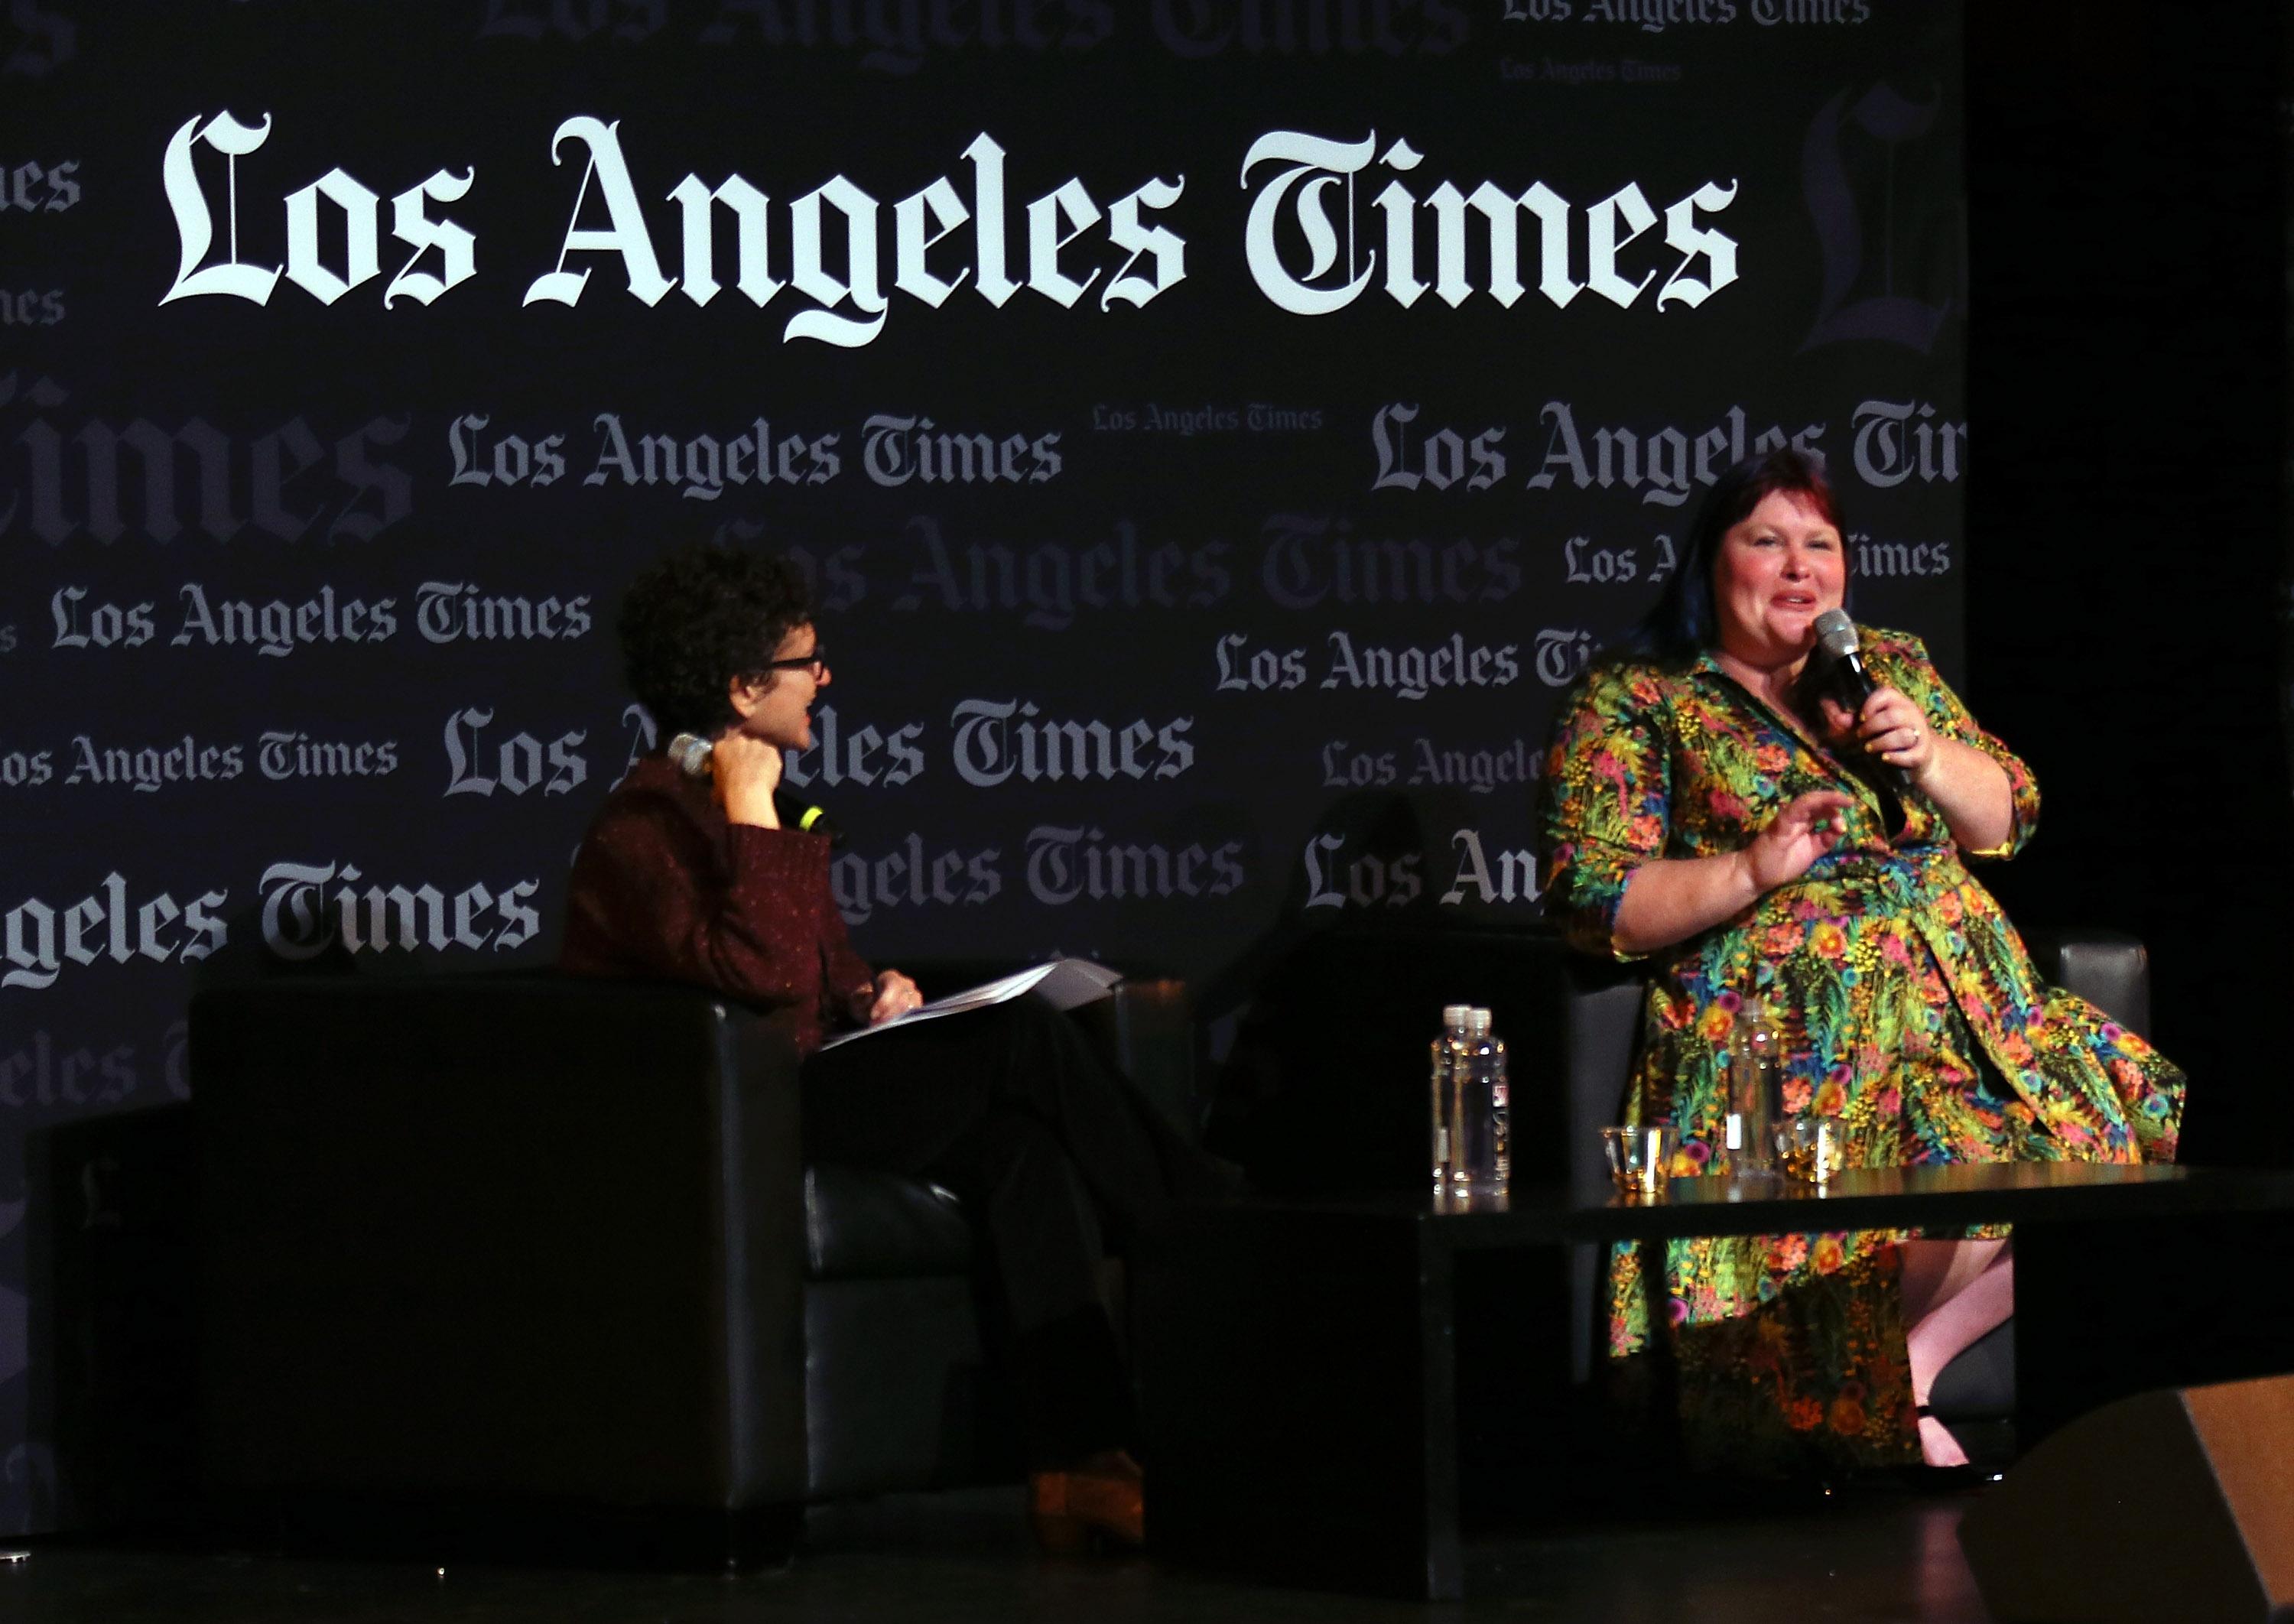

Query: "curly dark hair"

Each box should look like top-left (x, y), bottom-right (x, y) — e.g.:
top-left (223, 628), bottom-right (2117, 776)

top-left (617, 544), bottom-right (814, 740)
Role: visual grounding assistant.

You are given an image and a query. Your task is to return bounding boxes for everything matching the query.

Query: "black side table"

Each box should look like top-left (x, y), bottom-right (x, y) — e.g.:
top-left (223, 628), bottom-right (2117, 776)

top-left (1134, 1163), bottom-right (2294, 1600)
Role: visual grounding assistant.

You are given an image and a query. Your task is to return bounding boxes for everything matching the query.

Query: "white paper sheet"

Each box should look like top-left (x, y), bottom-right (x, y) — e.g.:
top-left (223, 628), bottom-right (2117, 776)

top-left (814, 957), bottom-right (1123, 1051)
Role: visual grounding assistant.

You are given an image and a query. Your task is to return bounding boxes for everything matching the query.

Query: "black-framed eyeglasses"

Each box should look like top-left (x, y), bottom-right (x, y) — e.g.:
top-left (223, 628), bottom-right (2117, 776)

top-left (753, 644), bottom-right (827, 677)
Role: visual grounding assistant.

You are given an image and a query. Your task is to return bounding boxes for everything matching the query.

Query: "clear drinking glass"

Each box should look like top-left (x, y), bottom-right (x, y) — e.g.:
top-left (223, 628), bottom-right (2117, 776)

top-left (1775, 1116), bottom-right (1847, 1184)
top-left (1601, 1125), bottom-right (1678, 1200)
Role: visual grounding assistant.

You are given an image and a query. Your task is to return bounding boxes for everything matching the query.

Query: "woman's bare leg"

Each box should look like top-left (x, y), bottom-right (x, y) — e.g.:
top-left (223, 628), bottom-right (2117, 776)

top-left (1900, 1238), bottom-right (2014, 1467)
top-left (1900, 1236), bottom-right (2007, 1322)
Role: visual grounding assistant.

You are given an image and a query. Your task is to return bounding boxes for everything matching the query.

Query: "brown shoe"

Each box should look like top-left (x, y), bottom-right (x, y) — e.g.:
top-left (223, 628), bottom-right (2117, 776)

top-left (1028, 1450), bottom-right (1145, 1554)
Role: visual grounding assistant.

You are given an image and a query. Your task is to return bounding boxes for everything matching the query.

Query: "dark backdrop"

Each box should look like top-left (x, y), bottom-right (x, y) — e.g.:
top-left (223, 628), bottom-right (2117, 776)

top-left (10, 0), bottom-right (2291, 1544)
top-left (11, 0), bottom-right (2289, 1544)
top-left (1964, 1), bottom-right (2292, 1170)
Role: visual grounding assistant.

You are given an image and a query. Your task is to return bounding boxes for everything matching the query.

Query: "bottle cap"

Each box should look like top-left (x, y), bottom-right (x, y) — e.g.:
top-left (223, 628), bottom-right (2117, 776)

top-left (1442, 1003), bottom-right (1471, 1028)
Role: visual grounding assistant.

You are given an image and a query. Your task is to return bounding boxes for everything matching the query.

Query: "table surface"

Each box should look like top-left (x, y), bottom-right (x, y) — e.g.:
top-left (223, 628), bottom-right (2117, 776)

top-left (1230, 1161), bottom-right (2294, 1246)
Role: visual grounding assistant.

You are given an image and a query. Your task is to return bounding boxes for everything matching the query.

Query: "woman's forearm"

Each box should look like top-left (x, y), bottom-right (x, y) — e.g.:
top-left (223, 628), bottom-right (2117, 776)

top-left (1611, 851), bottom-right (1761, 957)
top-left (1914, 739), bottom-right (2013, 853)
top-left (1604, 789), bottom-right (1850, 956)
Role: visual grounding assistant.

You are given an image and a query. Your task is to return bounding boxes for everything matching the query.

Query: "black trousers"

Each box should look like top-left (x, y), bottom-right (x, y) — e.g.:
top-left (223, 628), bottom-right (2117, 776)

top-left (800, 993), bottom-right (1211, 1466)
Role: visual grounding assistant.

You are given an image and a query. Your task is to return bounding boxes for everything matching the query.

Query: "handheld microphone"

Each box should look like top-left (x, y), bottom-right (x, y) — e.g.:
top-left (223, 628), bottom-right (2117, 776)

top-left (772, 789), bottom-right (840, 843)
top-left (1811, 610), bottom-right (1912, 797)
top-left (665, 732), bottom-right (841, 843)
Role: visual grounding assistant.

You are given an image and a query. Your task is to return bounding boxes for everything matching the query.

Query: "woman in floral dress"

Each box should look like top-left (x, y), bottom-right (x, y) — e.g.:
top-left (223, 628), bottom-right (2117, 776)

top-left (1536, 449), bottom-right (2184, 1472)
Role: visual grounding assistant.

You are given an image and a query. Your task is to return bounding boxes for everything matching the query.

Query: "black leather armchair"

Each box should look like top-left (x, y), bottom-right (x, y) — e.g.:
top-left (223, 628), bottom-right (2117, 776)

top-left (190, 970), bottom-right (1193, 1564)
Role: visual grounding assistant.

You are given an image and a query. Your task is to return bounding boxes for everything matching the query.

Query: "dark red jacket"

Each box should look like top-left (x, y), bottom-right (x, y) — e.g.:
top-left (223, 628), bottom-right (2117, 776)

top-left (560, 754), bottom-right (876, 1054)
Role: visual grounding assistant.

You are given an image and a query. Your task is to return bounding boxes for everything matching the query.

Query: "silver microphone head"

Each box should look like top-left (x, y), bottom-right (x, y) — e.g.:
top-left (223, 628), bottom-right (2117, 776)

top-left (665, 732), bottom-right (714, 778)
top-left (1812, 609), bottom-right (1859, 660)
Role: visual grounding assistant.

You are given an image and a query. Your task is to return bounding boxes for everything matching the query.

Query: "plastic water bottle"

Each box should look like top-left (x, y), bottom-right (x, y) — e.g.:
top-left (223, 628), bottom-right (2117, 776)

top-left (1490, 1022), bottom-right (1509, 1184)
top-left (1451, 1009), bottom-right (1505, 1191)
top-left (1430, 1004), bottom-right (1470, 1186)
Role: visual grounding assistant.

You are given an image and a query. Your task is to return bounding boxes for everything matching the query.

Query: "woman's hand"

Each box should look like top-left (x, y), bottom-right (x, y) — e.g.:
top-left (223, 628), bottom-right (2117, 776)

top-left (865, 969), bottom-right (924, 1026)
top-left (1739, 790), bottom-right (1856, 893)
top-left (1613, 789), bottom-right (1852, 956)
top-left (1819, 684), bottom-right (2018, 850)
top-left (711, 732), bottom-right (785, 828)
top-left (1820, 685), bottom-right (1935, 785)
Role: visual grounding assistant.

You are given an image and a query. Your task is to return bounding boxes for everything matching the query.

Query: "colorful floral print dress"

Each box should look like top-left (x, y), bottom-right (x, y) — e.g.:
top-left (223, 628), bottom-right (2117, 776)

top-left (1536, 627), bottom-right (2185, 1471)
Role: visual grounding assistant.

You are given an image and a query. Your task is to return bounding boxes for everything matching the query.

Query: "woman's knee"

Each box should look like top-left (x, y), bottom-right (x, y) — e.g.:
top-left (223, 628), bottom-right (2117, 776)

top-left (975, 995), bottom-right (1106, 1094)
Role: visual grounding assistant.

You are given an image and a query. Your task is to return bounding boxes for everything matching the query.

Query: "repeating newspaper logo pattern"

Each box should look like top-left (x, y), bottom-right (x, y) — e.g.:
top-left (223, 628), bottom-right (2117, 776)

top-left (0, 0), bottom-right (1966, 1538)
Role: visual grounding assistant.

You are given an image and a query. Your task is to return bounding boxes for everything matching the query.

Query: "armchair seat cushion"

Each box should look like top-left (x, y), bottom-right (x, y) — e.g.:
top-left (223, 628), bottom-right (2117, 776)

top-left (804, 1166), bottom-right (972, 1281)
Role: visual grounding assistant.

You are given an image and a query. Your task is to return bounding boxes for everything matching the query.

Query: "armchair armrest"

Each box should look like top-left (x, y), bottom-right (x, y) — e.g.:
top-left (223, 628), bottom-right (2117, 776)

top-left (2021, 927), bottom-right (2152, 1037)
top-left (192, 976), bottom-right (807, 1511)
top-left (1555, 957), bottom-right (1648, 1207)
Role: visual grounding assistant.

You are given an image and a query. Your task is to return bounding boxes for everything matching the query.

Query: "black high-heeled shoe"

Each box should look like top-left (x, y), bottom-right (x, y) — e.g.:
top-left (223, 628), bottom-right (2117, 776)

top-left (1906, 1405), bottom-right (1989, 1492)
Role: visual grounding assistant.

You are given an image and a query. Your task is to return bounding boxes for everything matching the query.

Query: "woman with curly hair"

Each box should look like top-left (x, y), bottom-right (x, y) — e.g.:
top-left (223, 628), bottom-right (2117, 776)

top-left (563, 542), bottom-right (1213, 1550)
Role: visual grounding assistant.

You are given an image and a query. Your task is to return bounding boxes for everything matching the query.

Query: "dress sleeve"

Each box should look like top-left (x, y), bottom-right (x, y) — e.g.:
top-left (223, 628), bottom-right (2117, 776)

top-left (567, 792), bottom-right (872, 1012)
top-left (1880, 635), bottom-right (2041, 860)
top-left (1538, 664), bottom-right (1672, 961)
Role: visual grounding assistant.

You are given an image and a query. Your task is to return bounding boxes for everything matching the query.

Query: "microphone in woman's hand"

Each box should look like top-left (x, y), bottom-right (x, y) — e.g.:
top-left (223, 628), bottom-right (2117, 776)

top-left (1811, 611), bottom-right (1912, 796)
top-left (772, 788), bottom-right (841, 844)
top-left (668, 730), bottom-right (840, 841)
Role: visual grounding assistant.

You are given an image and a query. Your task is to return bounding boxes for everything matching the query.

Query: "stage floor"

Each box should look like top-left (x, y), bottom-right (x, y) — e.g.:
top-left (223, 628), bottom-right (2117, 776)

top-left (5, 1485), bottom-right (1993, 1622)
